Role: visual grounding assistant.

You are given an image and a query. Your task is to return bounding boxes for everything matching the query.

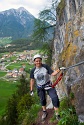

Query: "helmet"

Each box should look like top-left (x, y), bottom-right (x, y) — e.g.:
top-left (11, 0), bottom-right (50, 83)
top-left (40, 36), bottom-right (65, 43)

top-left (33, 54), bottom-right (42, 61)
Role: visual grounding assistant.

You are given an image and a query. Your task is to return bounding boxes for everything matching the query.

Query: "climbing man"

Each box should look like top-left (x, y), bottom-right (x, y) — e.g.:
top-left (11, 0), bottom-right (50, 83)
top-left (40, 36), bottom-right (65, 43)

top-left (30, 54), bottom-right (64, 121)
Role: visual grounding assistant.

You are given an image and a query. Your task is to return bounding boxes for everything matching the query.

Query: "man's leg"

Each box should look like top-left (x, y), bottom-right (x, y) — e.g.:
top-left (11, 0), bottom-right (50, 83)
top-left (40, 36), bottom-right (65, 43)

top-left (54, 107), bottom-right (59, 114)
top-left (47, 88), bottom-right (60, 120)
top-left (42, 105), bottom-right (46, 111)
top-left (37, 88), bottom-right (48, 120)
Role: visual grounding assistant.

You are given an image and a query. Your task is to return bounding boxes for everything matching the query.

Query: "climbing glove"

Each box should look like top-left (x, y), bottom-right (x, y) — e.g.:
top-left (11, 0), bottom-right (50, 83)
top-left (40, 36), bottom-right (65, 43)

top-left (30, 91), bottom-right (34, 96)
top-left (60, 67), bottom-right (66, 70)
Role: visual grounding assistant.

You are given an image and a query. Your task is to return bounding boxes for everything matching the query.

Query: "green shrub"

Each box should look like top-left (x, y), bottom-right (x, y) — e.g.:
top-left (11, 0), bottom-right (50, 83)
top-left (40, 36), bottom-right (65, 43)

top-left (18, 104), bottom-right (41, 125)
top-left (16, 75), bottom-right (30, 97)
top-left (0, 74), bottom-right (41, 125)
top-left (6, 94), bottom-right (18, 125)
top-left (0, 115), bottom-right (7, 125)
top-left (58, 108), bottom-right (78, 125)
top-left (59, 96), bottom-right (70, 110)
top-left (70, 92), bottom-right (74, 100)
top-left (32, 91), bottom-right (40, 104)
top-left (17, 91), bottom-right (41, 125)
top-left (17, 93), bottom-right (34, 114)
top-left (58, 96), bottom-right (79, 125)
top-left (80, 123), bottom-right (84, 125)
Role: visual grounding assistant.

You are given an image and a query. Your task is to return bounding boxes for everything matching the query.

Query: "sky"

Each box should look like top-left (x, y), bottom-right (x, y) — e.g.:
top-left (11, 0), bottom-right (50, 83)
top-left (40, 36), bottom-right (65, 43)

top-left (0, 0), bottom-right (52, 18)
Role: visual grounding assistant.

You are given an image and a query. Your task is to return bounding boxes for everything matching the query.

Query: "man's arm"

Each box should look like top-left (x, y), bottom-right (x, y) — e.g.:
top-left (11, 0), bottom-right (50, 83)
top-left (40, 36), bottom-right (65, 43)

top-left (30, 78), bottom-right (35, 91)
top-left (44, 64), bottom-right (60, 76)
top-left (51, 69), bottom-right (60, 76)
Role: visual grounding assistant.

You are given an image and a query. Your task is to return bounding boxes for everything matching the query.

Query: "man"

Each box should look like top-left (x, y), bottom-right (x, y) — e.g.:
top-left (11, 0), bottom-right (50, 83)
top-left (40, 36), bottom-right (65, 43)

top-left (30, 54), bottom-right (64, 121)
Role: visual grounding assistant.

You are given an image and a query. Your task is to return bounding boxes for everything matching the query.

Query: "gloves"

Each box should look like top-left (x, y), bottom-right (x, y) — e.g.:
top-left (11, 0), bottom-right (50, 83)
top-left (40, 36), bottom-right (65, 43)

top-left (30, 91), bottom-right (34, 96)
top-left (60, 67), bottom-right (66, 70)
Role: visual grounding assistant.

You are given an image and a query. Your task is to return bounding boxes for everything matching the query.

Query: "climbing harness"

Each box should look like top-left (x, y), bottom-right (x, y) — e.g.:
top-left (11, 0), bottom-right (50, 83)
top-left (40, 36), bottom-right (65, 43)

top-left (44, 85), bottom-right (52, 90)
top-left (51, 60), bottom-right (84, 88)
top-left (37, 81), bottom-right (52, 90)
top-left (37, 61), bottom-right (84, 89)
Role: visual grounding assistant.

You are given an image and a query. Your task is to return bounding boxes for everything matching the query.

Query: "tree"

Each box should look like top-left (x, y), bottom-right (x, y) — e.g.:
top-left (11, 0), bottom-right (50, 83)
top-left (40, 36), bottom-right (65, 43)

top-left (32, 0), bottom-right (59, 41)
top-left (17, 94), bottom-right (34, 115)
top-left (40, 42), bottom-right (53, 66)
top-left (39, 0), bottom-right (58, 25)
top-left (32, 0), bottom-right (59, 55)
top-left (32, 0), bottom-right (60, 66)
top-left (32, 19), bottom-right (48, 42)
top-left (6, 94), bottom-right (18, 125)
top-left (0, 75), bottom-right (30, 125)
top-left (16, 74), bottom-right (29, 97)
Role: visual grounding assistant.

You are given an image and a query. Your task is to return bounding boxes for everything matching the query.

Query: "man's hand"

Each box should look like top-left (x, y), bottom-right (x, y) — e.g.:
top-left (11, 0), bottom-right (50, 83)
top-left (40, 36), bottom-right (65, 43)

top-left (60, 67), bottom-right (66, 70)
top-left (30, 91), bottom-right (34, 96)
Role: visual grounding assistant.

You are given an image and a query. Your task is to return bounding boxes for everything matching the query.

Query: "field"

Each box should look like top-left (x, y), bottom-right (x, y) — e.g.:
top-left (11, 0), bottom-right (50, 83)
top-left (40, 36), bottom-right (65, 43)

top-left (0, 71), bottom-right (7, 77)
top-left (6, 61), bottom-right (33, 70)
top-left (0, 64), bottom-right (33, 116)
top-left (0, 80), bottom-right (19, 116)
top-left (0, 51), bottom-right (35, 116)
top-left (0, 65), bottom-right (33, 116)
top-left (0, 37), bottom-right (12, 46)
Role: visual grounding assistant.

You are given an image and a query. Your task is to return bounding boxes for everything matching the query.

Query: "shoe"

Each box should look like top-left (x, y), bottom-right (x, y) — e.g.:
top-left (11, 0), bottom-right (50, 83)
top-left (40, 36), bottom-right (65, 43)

top-left (56, 115), bottom-right (60, 121)
top-left (42, 111), bottom-right (48, 121)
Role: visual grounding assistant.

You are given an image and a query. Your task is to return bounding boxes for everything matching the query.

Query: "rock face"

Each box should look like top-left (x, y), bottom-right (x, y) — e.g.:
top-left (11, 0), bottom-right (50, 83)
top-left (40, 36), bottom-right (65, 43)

top-left (52, 0), bottom-right (84, 122)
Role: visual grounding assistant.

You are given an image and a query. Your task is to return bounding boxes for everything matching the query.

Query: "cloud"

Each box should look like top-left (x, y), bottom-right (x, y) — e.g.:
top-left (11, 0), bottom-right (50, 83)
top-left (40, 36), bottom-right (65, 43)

top-left (0, 0), bottom-right (52, 17)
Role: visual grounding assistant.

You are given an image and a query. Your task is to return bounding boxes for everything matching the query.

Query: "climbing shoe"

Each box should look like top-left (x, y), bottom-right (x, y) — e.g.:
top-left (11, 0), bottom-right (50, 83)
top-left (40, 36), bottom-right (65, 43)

top-left (42, 111), bottom-right (48, 121)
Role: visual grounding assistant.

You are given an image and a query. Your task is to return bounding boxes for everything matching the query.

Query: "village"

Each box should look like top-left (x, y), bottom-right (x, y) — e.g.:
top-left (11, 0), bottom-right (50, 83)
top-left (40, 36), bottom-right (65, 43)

top-left (0, 50), bottom-right (47, 80)
top-left (0, 50), bottom-right (36, 80)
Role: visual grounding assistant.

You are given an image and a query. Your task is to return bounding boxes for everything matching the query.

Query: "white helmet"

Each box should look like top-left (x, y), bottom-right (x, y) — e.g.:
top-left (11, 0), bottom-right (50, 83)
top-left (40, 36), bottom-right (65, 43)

top-left (33, 54), bottom-right (42, 61)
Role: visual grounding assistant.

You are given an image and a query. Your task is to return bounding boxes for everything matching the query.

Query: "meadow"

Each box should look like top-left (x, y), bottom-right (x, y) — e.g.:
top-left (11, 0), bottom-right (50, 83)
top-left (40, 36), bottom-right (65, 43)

top-left (0, 71), bottom-right (7, 77)
top-left (0, 62), bottom-right (33, 116)
top-left (6, 61), bottom-right (33, 70)
top-left (0, 66), bottom-right (32, 116)
top-left (0, 80), bottom-right (19, 116)
top-left (0, 37), bottom-right (12, 46)
top-left (0, 51), bottom-right (34, 116)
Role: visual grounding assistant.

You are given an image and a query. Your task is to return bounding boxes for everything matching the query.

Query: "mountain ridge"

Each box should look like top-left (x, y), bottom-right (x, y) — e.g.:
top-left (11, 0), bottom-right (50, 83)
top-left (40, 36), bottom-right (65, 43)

top-left (0, 7), bottom-right (36, 40)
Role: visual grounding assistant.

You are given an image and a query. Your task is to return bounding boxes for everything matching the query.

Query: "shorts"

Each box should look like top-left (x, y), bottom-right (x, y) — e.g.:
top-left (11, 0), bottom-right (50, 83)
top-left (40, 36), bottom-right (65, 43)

top-left (37, 87), bottom-right (59, 108)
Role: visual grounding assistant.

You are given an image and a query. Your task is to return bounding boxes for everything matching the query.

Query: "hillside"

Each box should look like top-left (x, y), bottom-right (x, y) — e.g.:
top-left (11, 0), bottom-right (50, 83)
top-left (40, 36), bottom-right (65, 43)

top-left (0, 37), bottom-right (12, 46)
top-left (0, 38), bottom-right (43, 53)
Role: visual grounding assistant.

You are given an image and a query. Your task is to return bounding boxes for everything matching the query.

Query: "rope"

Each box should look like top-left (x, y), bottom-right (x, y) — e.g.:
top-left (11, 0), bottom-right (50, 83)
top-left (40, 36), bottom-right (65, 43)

top-left (51, 60), bottom-right (84, 88)
top-left (51, 72), bottom-right (63, 88)
top-left (64, 60), bottom-right (84, 70)
top-left (73, 73), bottom-right (84, 84)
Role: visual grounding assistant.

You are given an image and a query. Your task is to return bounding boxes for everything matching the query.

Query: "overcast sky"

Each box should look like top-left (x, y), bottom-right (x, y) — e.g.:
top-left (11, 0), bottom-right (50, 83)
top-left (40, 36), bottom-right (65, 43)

top-left (0, 0), bottom-right (52, 18)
